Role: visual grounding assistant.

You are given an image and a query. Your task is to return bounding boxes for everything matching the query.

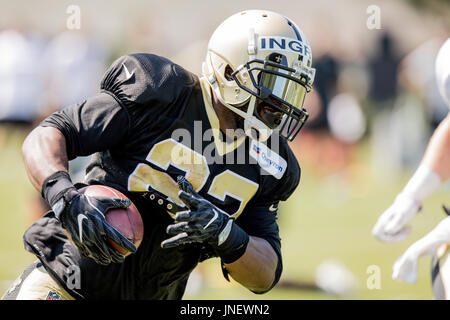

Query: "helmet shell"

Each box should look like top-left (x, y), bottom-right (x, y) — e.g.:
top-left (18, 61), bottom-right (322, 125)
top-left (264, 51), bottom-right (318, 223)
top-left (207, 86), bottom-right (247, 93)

top-left (204, 10), bottom-right (313, 106)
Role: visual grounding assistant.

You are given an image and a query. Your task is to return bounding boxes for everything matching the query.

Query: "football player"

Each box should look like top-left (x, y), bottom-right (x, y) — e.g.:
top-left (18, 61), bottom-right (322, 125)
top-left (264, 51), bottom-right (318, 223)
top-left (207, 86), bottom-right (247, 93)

top-left (372, 38), bottom-right (450, 299)
top-left (2, 10), bottom-right (315, 300)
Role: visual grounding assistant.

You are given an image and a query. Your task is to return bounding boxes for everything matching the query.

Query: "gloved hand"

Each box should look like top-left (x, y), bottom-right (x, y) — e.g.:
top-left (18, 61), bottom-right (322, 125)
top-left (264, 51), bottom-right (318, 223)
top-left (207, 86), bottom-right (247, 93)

top-left (373, 166), bottom-right (442, 243)
top-left (41, 171), bottom-right (136, 265)
top-left (372, 193), bottom-right (421, 243)
top-left (392, 216), bottom-right (450, 283)
top-left (58, 188), bottom-right (137, 265)
top-left (161, 176), bottom-right (249, 264)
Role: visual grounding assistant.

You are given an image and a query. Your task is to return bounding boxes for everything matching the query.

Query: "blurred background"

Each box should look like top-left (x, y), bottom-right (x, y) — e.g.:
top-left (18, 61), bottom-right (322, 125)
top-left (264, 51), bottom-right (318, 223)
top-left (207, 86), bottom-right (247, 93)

top-left (0, 0), bottom-right (449, 299)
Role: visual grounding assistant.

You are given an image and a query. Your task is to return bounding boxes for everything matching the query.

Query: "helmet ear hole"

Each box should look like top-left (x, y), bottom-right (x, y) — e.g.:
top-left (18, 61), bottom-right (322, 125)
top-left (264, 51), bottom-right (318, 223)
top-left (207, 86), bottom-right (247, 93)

top-left (224, 65), bottom-right (234, 81)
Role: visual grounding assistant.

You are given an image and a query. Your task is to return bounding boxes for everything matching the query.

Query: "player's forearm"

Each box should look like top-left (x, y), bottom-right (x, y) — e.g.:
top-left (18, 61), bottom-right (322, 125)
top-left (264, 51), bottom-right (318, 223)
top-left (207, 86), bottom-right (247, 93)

top-left (421, 113), bottom-right (450, 182)
top-left (22, 126), bottom-right (69, 192)
top-left (224, 236), bottom-right (278, 293)
top-left (398, 114), bottom-right (450, 204)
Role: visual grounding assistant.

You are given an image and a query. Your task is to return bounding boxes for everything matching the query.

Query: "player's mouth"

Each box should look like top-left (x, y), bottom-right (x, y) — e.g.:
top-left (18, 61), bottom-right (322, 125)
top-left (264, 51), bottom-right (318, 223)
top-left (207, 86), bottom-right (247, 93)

top-left (257, 99), bottom-right (285, 127)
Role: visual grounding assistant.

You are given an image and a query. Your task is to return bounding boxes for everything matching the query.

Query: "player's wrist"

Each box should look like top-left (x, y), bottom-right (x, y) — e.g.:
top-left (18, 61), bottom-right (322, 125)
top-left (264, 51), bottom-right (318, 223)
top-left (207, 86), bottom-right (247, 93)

top-left (394, 192), bottom-right (421, 211)
top-left (41, 171), bottom-right (78, 218)
top-left (402, 165), bottom-right (442, 204)
top-left (213, 219), bottom-right (249, 264)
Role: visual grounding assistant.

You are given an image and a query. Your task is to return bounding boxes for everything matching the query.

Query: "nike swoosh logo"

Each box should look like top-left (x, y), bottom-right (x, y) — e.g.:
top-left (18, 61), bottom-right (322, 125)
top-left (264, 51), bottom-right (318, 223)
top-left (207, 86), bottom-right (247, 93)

top-left (77, 214), bottom-right (88, 243)
top-left (269, 204), bottom-right (278, 212)
top-left (204, 209), bottom-right (218, 230)
top-left (218, 219), bottom-right (233, 246)
top-left (122, 62), bottom-right (135, 81)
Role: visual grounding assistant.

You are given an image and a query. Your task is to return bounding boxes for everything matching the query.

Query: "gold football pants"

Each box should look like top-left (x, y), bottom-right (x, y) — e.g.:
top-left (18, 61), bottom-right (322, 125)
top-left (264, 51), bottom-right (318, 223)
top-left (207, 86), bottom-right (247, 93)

top-left (432, 244), bottom-right (450, 300)
top-left (1, 261), bottom-right (74, 300)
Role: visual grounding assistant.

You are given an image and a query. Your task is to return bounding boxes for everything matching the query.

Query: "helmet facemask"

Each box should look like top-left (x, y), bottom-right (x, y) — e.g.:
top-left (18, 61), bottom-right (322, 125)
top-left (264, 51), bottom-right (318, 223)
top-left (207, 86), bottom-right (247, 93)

top-left (231, 52), bottom-right (313, 141)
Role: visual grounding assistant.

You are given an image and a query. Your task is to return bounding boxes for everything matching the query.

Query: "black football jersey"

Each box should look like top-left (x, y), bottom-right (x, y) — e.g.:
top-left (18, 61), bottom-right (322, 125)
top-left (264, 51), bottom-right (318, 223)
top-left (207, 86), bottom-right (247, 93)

top-left (24, 53), bottom-right (301, 300)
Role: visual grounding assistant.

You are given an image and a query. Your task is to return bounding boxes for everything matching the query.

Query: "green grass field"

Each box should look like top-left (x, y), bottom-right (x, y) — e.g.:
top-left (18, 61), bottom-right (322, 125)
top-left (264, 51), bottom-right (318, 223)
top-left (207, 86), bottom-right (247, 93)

top-left (0, 126), bottom-right (448, 300)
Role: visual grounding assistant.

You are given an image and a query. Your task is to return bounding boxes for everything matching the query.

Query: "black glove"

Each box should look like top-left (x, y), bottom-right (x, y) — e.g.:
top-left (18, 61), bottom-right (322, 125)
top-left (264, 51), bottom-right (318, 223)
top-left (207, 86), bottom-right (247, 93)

top-left (161, 176), bottom-right (249, 264)
top-left (42, 171), bottom-right (137, 265)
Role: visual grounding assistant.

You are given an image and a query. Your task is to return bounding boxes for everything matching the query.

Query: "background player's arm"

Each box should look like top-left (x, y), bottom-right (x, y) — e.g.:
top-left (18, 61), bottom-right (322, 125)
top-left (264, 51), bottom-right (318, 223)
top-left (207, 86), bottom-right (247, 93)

top-left (421, 113), bottom-right (450, 182)
top-left (385, 39), bottom-right (450, 282)
top-left (22, 126), bottom-right (69, 193)
top-left (373, 39), bottom-right (450, 243)
top-left (372, 113), bottom-right (449, 242)
top-left (224, 236), bottom-right (278, 293)
top-left (391, 116), bottom-right (450, 281)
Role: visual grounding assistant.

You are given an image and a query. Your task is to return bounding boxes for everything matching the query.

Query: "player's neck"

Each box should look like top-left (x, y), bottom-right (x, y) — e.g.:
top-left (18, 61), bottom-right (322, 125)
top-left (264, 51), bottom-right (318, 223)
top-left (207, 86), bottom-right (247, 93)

top-left (211, 89), bottom-right (245, 140)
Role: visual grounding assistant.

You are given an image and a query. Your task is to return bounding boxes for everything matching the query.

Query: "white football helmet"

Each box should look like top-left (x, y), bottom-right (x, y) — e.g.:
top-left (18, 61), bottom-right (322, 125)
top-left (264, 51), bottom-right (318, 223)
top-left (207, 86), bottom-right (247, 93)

top-left (435, 38), bottom-right (450, 108)
top-left (202, 10), bottom-right (315, 141)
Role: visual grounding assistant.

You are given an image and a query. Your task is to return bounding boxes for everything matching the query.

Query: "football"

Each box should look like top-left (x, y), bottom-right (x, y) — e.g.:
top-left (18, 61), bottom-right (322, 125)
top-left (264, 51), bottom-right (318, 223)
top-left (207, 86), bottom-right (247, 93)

top-left (79, 185), bottom-right (144, 256)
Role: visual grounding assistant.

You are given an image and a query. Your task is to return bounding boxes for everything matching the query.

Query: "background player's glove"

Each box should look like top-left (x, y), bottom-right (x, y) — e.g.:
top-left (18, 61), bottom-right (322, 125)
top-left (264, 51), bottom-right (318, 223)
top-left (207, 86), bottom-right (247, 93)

top-left (372, 165), bottom-right (442, 243)
top-left (41, 171), bottom-right (136, 265)
top-left (392, 216), bottom-right (450, 283)
top-left (372, 193), bottom-right (421, 243)
top-left (161, 176), bottom-right (249, 264)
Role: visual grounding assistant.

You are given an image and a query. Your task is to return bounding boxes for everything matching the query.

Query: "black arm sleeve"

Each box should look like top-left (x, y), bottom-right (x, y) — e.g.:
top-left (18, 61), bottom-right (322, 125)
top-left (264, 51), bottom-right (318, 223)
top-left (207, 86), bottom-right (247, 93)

top-left (40, 92), bottom-right (129, 160)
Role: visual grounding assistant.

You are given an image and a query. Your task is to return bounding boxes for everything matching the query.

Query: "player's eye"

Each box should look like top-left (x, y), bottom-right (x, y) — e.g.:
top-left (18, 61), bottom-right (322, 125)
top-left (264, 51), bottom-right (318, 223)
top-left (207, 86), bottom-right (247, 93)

top-left (224, 65), bottom-right (234, 81)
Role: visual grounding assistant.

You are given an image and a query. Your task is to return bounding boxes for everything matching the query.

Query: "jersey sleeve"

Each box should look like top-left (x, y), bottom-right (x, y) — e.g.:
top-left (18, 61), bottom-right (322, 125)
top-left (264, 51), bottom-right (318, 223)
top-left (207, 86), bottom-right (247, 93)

top-left (40, 53), bottom-right (195, 160)
top-left (40, 92), bottom-right (129, 160)
top-left (100, 53), bottom-right (196, 129)
top-left (236, 203), bottom-right (281, 258)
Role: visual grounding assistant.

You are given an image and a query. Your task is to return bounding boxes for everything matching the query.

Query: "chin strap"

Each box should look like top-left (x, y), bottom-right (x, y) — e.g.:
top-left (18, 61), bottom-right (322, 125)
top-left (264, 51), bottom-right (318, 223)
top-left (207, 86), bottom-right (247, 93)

top-left (243, 96), bottom-right (273, 141)
top-left (214, 85), bottom-right (272, 142)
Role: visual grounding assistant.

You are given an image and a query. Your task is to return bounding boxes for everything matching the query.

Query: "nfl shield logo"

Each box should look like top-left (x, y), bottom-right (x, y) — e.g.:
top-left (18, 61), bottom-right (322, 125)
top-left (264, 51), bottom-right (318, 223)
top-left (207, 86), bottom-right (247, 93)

top-left (46, 291), bottom-right (61, 300)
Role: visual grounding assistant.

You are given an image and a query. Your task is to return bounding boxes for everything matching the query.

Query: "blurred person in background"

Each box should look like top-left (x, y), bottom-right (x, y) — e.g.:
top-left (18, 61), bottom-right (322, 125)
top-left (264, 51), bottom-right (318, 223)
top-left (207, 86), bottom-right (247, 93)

top-left (367, 32), bottom-right (407, 179)
top-left (38, 30), bottom-right (107, 185)
top-left (368, 32), bottom-right (399, 113)
top-left (306, 47), bottom-right (338, 132)
top-left (291, 29), bottom-right (367, 182)
top-left (290, 29), bottom-right (343, 176)
top-left (0, 26), bottom-right (47, 227)
top-left (0, 27), bottom-right (45, 129)
top-left (38, 31), bottom-right (106, 124)
top-left (372, 38), bottom-right (450, 299)
top-left (393, 38), bottom-right (447, 169)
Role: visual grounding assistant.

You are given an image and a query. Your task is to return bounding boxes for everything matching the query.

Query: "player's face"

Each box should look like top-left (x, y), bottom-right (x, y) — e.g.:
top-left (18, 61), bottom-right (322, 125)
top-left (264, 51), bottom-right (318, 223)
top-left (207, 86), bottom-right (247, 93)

top-left (256, 97), bottom-right (286, 128)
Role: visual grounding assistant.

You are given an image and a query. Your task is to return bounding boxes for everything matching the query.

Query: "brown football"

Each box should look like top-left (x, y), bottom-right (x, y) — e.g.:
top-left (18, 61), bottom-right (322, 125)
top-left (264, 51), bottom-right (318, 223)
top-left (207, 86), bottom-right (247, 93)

top-left (79, 185), bottom-right (144, 256)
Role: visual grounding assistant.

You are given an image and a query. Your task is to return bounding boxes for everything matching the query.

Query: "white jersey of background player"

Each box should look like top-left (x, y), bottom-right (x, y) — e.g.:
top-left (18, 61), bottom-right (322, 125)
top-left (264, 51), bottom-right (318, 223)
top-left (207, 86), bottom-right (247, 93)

top-left (372, 38), bottom-right (450, 298)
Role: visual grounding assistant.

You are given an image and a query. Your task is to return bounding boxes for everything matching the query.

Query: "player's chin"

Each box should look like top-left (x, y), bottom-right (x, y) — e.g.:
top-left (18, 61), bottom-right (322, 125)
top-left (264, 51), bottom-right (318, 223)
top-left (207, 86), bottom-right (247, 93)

top-left (257, 104), bottom-right (283, 127)
top-left (231, 114), bottom-right (245, 136)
